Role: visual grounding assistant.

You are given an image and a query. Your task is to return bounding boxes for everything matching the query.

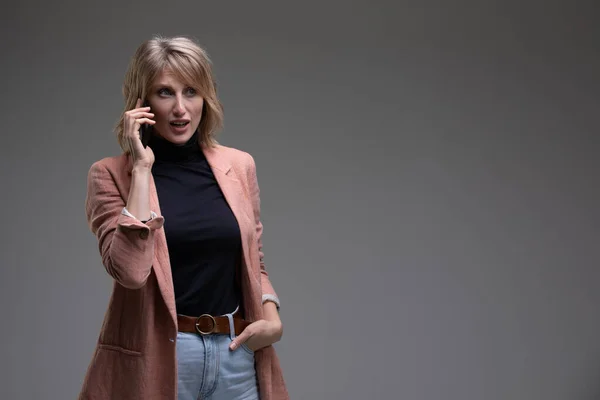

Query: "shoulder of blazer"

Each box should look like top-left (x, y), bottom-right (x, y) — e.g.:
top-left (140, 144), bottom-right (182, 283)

top-left (89, 153), bottom-right (130, 176)
top-left (207, 144), bottom-right (254, 175)
top-left (89, 154), bottom-right (131, 181)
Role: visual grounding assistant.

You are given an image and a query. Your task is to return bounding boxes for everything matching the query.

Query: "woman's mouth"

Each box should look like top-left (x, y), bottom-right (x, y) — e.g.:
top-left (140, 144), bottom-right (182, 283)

top-left (170, 121), bottom-right (189, 127)
top-left (169, 120), bottom-right (190, 134)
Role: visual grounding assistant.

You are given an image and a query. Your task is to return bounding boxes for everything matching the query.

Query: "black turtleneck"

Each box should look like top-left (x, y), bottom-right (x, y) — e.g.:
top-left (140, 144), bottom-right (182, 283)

top-left (148, 131), bottom-right (241, 317)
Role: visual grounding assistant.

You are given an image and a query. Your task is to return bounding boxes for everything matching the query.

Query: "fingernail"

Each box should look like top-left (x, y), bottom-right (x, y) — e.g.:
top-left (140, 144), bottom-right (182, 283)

top-left (230, 343), bottom-right (237, 350)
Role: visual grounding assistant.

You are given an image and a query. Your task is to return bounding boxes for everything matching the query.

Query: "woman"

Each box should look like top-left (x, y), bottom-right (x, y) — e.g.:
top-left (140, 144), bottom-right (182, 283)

top-left (79, 36), bottom-right (288, 400)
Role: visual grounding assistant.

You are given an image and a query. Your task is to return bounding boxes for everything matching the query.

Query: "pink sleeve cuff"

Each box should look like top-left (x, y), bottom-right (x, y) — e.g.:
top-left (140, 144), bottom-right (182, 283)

top-left (262, 294), bottom-right (280, 310)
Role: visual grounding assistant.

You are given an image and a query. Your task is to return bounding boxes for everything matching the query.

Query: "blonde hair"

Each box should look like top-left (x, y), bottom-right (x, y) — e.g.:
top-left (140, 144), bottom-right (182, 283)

top-left (116, 35), bottom-right (223, 151)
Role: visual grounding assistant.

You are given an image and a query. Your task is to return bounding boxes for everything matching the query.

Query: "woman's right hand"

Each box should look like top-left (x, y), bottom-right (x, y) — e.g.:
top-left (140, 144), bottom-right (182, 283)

top-left (124, 98), bottom-right (156, 169)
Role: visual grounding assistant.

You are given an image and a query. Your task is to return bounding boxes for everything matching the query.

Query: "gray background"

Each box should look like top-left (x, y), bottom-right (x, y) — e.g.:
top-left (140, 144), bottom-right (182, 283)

top-left (1, 1), bottom-right (599, 399)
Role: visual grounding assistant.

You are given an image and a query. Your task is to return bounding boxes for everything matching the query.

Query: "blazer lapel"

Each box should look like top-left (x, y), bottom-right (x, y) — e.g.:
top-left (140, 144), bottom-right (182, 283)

top-left (148, 174), bottom-right (178, 326)
top-left (125, 154), bottom-right (177, 327)
top-left (203, 145), bottom-right (256, 312)
top-left (203, 144), bottom-right (251, 234)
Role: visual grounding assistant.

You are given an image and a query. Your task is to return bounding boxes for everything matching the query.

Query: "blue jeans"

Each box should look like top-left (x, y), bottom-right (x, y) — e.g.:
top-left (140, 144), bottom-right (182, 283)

top-left (176, 310), bottom-right (259, 400)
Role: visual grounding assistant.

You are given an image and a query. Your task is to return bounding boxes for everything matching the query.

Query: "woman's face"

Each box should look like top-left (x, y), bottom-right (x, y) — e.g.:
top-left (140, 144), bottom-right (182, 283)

top-left (147, 69), bottom-right (204, 145)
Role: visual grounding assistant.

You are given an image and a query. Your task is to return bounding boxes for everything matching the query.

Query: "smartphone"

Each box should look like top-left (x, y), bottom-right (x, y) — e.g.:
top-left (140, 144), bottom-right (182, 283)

top-left (139, 100), bottom-right (151, 148)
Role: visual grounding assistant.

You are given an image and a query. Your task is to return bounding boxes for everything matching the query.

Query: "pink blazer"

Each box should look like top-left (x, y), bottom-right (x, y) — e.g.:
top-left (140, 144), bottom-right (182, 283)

top-left (79, 144), bottom-right (289, 400)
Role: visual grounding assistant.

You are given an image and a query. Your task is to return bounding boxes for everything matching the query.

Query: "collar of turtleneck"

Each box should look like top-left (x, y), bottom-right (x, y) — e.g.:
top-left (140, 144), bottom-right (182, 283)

top-left (148, 129), bottom-right (205, 163)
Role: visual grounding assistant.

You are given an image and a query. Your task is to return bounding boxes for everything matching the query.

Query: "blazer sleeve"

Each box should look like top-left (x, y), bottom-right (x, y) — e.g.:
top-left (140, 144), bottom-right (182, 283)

top-left (85, 161), bottom-right (164, 289)
top-left (246, 153), bottom-right (280, 308)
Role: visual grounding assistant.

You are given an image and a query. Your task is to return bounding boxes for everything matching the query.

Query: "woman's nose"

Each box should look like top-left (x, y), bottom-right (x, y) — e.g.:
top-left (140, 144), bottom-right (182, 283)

top-left (172, 96), bottom-right (185, 115)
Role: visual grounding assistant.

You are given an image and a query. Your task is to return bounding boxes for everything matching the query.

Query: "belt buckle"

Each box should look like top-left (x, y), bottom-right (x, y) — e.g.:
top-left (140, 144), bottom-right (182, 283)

top-left (195, 314), bottom-right (216, 335)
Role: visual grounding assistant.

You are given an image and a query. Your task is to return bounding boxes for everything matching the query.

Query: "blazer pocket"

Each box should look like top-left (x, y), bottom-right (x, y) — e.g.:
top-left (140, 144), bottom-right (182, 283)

top-left (98, 343), bottom-right (143, 357)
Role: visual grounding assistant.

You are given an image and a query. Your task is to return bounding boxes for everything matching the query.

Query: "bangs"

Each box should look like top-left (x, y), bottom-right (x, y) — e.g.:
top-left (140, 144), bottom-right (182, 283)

top-left (160, 52), bottom-right (207, 92)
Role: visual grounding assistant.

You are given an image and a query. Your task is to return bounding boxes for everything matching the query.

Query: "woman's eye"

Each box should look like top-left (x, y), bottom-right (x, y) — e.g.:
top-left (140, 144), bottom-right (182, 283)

top-left (156, 87), bottom-right (196, 96)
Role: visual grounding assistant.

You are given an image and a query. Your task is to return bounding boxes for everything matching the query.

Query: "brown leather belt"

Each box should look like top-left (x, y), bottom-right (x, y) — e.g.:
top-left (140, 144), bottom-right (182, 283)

top-left (177, 313), bottom-right (250, 336)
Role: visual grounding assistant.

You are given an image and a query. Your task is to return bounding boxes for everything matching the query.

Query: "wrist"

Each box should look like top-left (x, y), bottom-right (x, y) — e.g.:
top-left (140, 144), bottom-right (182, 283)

top-left (132, 164), bottom-right (152, 176)
top-left (262, 300), bottom-right (280, 322)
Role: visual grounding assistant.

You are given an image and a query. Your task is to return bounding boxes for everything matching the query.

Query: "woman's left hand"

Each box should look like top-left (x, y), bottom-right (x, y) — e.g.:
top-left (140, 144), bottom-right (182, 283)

top-left (230, 319), bottom-right (283, 352)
